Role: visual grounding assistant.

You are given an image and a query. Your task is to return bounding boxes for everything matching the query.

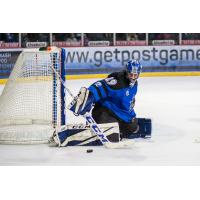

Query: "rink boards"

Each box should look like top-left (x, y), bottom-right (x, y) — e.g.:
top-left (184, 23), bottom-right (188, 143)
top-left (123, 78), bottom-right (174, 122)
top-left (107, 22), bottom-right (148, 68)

top-left (1, 71), bottom-right (200, 84)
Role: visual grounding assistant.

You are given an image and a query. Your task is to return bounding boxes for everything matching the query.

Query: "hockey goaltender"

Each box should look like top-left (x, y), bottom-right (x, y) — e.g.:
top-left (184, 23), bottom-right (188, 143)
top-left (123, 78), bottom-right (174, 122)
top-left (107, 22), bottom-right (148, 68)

top-left (50, 60), bottom-right (151, 147)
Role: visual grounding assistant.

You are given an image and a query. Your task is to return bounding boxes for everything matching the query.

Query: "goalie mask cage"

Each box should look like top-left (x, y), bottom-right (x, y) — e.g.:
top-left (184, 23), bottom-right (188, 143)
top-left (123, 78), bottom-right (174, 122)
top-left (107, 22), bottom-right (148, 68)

top-left (0, 47), bottom-right (66, 144)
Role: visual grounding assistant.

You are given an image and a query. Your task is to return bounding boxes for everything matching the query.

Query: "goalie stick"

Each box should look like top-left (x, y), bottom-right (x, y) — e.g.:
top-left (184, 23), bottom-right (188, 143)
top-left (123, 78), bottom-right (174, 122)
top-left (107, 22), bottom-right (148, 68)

top-left (83, 112), bottom-right (133, 148)
top-left (50, 60), bottom-right (133, 148)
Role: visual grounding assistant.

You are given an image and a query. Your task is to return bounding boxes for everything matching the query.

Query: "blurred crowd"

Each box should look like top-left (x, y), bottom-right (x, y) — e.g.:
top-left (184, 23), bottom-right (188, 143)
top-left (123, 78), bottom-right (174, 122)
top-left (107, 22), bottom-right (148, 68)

top-left (0, 33), bottom-right (200, 47)
top-left (182, 33), bottom-right (200, 40)
top-left (0, 33), bottom-right (18, 43)
top-left (53, 33), bottom-right (81, 42)
top-left (149, 33), bottom-right (179, 45)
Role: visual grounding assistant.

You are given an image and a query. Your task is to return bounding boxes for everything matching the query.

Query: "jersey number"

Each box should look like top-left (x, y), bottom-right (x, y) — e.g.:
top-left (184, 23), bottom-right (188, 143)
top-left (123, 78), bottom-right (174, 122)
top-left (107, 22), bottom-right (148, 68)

top-left (105, 77), bottom-right (117, 85)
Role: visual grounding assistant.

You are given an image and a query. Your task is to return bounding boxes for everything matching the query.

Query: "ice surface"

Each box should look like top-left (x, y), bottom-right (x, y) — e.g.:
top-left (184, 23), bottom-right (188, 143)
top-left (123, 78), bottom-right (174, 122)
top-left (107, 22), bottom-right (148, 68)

top-left (0, 76), bottom-right (200, 165)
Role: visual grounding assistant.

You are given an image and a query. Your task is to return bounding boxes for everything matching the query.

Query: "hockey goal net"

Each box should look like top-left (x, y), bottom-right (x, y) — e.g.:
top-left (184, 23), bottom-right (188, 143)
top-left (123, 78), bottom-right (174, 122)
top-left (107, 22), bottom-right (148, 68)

top-left (0, 47), bottom-right (66, 144)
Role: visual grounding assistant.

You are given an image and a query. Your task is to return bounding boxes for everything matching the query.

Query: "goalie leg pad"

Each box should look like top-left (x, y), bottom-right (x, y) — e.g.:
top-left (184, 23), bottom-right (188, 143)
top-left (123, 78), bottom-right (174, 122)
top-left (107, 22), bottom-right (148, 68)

top-left (67, 132), bottom-right (120, 146)
top-left (55, 123), bottom-right (120, 147)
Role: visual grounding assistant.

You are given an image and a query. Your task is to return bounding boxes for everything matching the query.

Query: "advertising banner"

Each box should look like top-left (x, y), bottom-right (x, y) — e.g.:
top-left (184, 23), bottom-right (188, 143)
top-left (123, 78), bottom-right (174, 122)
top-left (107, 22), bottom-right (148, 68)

top-left (0, 49), bottom-right (22, 78)
top-left (26, 42), bottom-right (47, 48)
top-left (64, 46), bottom-right (200, 73)
top-left (1, 46), bottom-right (200, 79)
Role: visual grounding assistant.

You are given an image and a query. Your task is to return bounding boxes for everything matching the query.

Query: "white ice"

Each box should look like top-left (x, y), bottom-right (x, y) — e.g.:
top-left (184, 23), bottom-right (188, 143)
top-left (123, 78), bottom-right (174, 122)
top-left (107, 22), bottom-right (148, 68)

top-left (0, 76), bottom-right (200, 165)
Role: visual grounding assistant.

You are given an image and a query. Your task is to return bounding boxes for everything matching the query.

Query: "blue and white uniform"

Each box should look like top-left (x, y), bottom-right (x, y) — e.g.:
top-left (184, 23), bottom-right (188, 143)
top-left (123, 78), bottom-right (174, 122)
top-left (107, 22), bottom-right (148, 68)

top-left (88, 70), bottom-right (138, 123)
top-left (68, 60), bottom-right (152, 139)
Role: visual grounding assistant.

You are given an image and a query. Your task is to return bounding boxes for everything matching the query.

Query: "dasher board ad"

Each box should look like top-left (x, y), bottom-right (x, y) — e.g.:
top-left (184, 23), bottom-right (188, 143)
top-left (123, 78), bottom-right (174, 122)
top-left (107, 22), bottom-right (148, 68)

top-left (64, 46), bottom-right (200, 70)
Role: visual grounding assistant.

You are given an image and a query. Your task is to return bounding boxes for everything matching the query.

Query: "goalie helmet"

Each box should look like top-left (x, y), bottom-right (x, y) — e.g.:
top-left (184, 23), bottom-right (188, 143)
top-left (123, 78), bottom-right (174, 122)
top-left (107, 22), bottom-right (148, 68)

top-left (126, 60), bottom-right (142, 75)
top-left (125, 60), bottom-right (142, 82)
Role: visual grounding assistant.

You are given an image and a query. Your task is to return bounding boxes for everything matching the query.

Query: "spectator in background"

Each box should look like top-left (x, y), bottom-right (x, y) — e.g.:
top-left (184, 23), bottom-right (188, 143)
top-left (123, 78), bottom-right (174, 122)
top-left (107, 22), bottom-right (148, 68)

top-left (149, 33), bottom-right (179, 45)
top-left (182, 33), bottom-right (192, 40)
top-left (182, 33), bottom-right (200, 40)
top-left (22, 33), bottom-right (49, 42)
top-left (84, 33), bottom-right (114, 46)
top-left (116, 33), bottom-right (127, 40)
top-left (66, 33), bottom-right (77, 42)
top-left (0, 34), bottom-right (3, 41)
top-left (21, 33), bottom-right (50, 48)
top-left (127, 33), bottom-right (139, 41)
top-left (163, 33), bottom-right (172, 40)
top-left (0, 33), bottom-right (18, 43)
top-left (74, 33), bottom-right (81, 41)
top-left (84, 34), bottom-right (89, 46)
top-left (52, 33), bottom-right (82, 42)
top-left (53, 33), bottom-right (67, 41)
top-left (5, 34), bottom-right (14, 42)
top-left (85, 33), bottom-right (112, 42)
top-left (194, 34), bottom-right (200, 39)
top-left (27, 33), bottom-right (38, 42)
top-left (116, 33), bottom-right (145, 41)
top-left (137, 33), bottom-right (146, 40)
top-left (86, 33), bottom-right (106, 41)
top-left (38, 33), bottom-right (49, 42)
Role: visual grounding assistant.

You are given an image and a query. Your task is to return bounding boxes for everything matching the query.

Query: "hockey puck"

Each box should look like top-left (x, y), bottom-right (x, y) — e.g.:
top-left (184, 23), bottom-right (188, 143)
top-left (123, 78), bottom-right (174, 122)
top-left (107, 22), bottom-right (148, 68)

top-left (86, 149), bottom-right (93, 153)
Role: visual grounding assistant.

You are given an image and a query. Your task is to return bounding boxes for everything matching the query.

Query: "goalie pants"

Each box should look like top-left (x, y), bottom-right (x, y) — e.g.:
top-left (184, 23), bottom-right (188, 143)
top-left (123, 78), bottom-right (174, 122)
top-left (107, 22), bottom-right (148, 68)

top-left (92, 103), bottom-right (138, 138)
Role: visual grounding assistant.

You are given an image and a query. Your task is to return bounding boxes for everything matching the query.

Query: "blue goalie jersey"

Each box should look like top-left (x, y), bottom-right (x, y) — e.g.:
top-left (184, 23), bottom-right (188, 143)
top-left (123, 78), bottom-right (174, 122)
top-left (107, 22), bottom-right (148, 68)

top-left (88, 70), bottom-right (138, 123)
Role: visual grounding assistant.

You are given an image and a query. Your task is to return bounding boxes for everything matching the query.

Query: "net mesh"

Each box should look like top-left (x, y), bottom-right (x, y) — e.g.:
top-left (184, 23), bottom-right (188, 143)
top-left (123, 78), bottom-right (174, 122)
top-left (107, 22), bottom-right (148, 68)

top-left (0, 48), bottom-right (62, 144)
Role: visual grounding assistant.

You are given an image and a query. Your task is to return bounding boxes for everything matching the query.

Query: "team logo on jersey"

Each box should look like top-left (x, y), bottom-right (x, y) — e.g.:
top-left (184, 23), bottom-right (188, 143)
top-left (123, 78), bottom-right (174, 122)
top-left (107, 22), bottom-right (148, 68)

top-left (95, 82), bottom-right (102, 87)
top-left (126, 90), bottom-right (129, 96)
top-left (105, 77), bottom-right (117, 85)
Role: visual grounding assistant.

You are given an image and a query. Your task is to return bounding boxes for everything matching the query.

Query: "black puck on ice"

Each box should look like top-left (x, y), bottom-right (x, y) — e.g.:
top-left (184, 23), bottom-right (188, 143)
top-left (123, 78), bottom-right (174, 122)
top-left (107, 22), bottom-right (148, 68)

top-left (86, 149), bottom-right (93, 153)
